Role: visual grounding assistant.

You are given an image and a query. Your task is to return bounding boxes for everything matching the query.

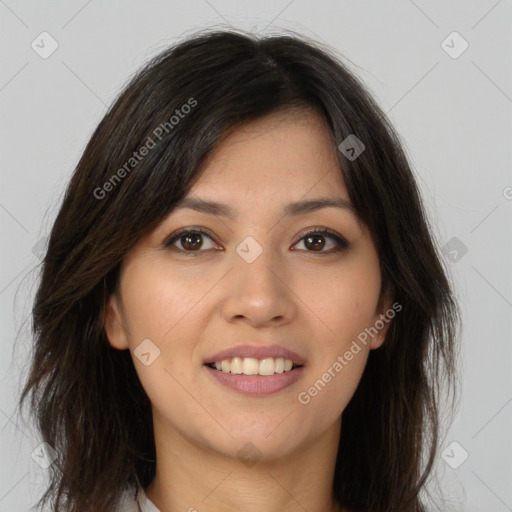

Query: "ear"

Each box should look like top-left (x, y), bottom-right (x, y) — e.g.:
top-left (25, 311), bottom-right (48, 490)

top-left (370, 290), bottom-right (394, 350)
top-left (104, 293), bottom-right (129, 350)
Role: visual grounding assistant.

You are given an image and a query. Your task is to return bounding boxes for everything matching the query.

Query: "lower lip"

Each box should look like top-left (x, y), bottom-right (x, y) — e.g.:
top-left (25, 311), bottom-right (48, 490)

top-left (203, 365), bottom-right (305, 396)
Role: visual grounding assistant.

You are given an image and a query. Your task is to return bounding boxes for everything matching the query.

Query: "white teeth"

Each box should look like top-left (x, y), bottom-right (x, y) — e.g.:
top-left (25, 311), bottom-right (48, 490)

top-left (230, 357), bottom-right (243, 374)
top-left (208, 356), bottom-right (299, 376)
top-left (259, 358), bottom-right (274, 376)
top-left (242, 357), bottom-right (259, 375)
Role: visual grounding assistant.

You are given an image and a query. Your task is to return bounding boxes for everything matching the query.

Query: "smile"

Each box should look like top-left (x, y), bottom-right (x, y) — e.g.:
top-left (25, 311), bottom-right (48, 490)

top-left (203, 358), bottom-right (305, 396)
top-left (205, 356), bottom-right (302, 376)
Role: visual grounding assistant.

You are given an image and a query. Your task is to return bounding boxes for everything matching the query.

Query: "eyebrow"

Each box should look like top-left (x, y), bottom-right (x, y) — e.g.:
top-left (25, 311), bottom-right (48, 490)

top-left (172, 196), bottom-right (356, 219)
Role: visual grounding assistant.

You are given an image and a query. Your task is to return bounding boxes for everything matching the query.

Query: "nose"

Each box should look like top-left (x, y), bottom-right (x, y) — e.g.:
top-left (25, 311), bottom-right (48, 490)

top-left (220, 242), bottom-right (297, 328)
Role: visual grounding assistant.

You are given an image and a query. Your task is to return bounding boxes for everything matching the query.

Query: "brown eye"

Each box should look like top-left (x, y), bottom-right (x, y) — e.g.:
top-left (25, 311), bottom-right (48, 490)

top-left (293, 228), bottom-right (349, 254)
top-left (304, 234), bottom-right (326, 251)
top-left (180, 232), bottom-right (203, 251)
top-left (164, 229), bottom-right (217, 254)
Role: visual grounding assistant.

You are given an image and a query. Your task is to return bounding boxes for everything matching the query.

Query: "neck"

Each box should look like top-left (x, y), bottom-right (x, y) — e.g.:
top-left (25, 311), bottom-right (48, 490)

top-left (145, 412), bottom-right (344, 512)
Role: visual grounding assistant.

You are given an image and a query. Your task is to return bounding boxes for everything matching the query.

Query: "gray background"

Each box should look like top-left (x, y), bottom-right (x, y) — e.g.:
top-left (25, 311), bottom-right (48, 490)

top-left (1, 1), bottom-right (511, 511)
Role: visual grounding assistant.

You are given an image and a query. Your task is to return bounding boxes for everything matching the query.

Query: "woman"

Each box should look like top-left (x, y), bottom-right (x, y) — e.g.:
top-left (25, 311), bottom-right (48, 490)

top-left (19, 29), bottom-right (459, 512)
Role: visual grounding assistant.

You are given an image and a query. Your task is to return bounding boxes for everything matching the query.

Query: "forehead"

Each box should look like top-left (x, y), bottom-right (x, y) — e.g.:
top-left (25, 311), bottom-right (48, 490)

top-left (189, 109), bottom-right (347, 199)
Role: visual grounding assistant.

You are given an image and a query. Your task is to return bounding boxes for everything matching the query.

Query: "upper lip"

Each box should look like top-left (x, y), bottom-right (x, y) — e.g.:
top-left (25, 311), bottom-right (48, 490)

top-left (204, 344), bottom-right (307, 366)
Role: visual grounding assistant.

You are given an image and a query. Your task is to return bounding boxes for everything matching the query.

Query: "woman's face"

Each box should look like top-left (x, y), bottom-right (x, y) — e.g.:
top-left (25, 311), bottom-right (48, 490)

top-left (105, 109), bottom-right (390, 461)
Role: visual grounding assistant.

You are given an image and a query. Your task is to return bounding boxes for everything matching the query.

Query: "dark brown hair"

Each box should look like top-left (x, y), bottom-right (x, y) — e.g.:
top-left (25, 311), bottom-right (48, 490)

top-left (18, 29), bottom-right (459, 512)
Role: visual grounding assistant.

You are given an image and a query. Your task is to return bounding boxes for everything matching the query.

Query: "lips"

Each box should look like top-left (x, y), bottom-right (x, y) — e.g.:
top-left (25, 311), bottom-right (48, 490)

top-left (204, 364), bottom-right (305, 395)
top-left (203, 344), bottom-right (307, 366)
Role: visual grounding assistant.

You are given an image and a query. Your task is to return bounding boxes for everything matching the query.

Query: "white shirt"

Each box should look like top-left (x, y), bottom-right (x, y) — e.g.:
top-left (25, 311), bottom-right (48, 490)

top-left (116, 485), bottom-right (161, 512)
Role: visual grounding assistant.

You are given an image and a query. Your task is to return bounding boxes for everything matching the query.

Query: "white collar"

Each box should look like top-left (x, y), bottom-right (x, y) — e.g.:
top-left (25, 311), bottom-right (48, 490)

top-left (133, 485), bottom-right (161, 512)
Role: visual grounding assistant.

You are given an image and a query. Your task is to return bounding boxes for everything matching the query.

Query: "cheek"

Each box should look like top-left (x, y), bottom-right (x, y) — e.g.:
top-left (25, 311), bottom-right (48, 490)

top-left (298, 352), bottom-right (368, 419)
top-left (300, 257), bottom-right (381, 351)
top-left (294, 251), bottom-right (380, 415)
top-left (120, 258), bottom-right (211, 343)
top-left (119, 259), bottom-right (213, 396)
top-left (119, 262), bottom-right (208, 431)
top-left (296, 302), bottom-right (372, 424)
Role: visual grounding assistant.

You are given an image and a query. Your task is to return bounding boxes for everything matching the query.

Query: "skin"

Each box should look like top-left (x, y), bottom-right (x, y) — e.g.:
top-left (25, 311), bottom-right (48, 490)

top-left (105, 109), bottom-right (391, 512)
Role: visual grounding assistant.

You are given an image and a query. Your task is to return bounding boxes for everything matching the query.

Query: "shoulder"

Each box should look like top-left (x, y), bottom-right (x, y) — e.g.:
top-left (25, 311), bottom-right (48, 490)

top-left (114, 487), bottom-right (139, 512)
top-left (115, 485), bottom-right (161, 512)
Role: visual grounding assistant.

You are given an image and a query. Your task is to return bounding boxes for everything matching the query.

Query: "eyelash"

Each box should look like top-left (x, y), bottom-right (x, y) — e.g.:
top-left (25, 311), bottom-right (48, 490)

top-left (163, 227), bottom-right (349, 256)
